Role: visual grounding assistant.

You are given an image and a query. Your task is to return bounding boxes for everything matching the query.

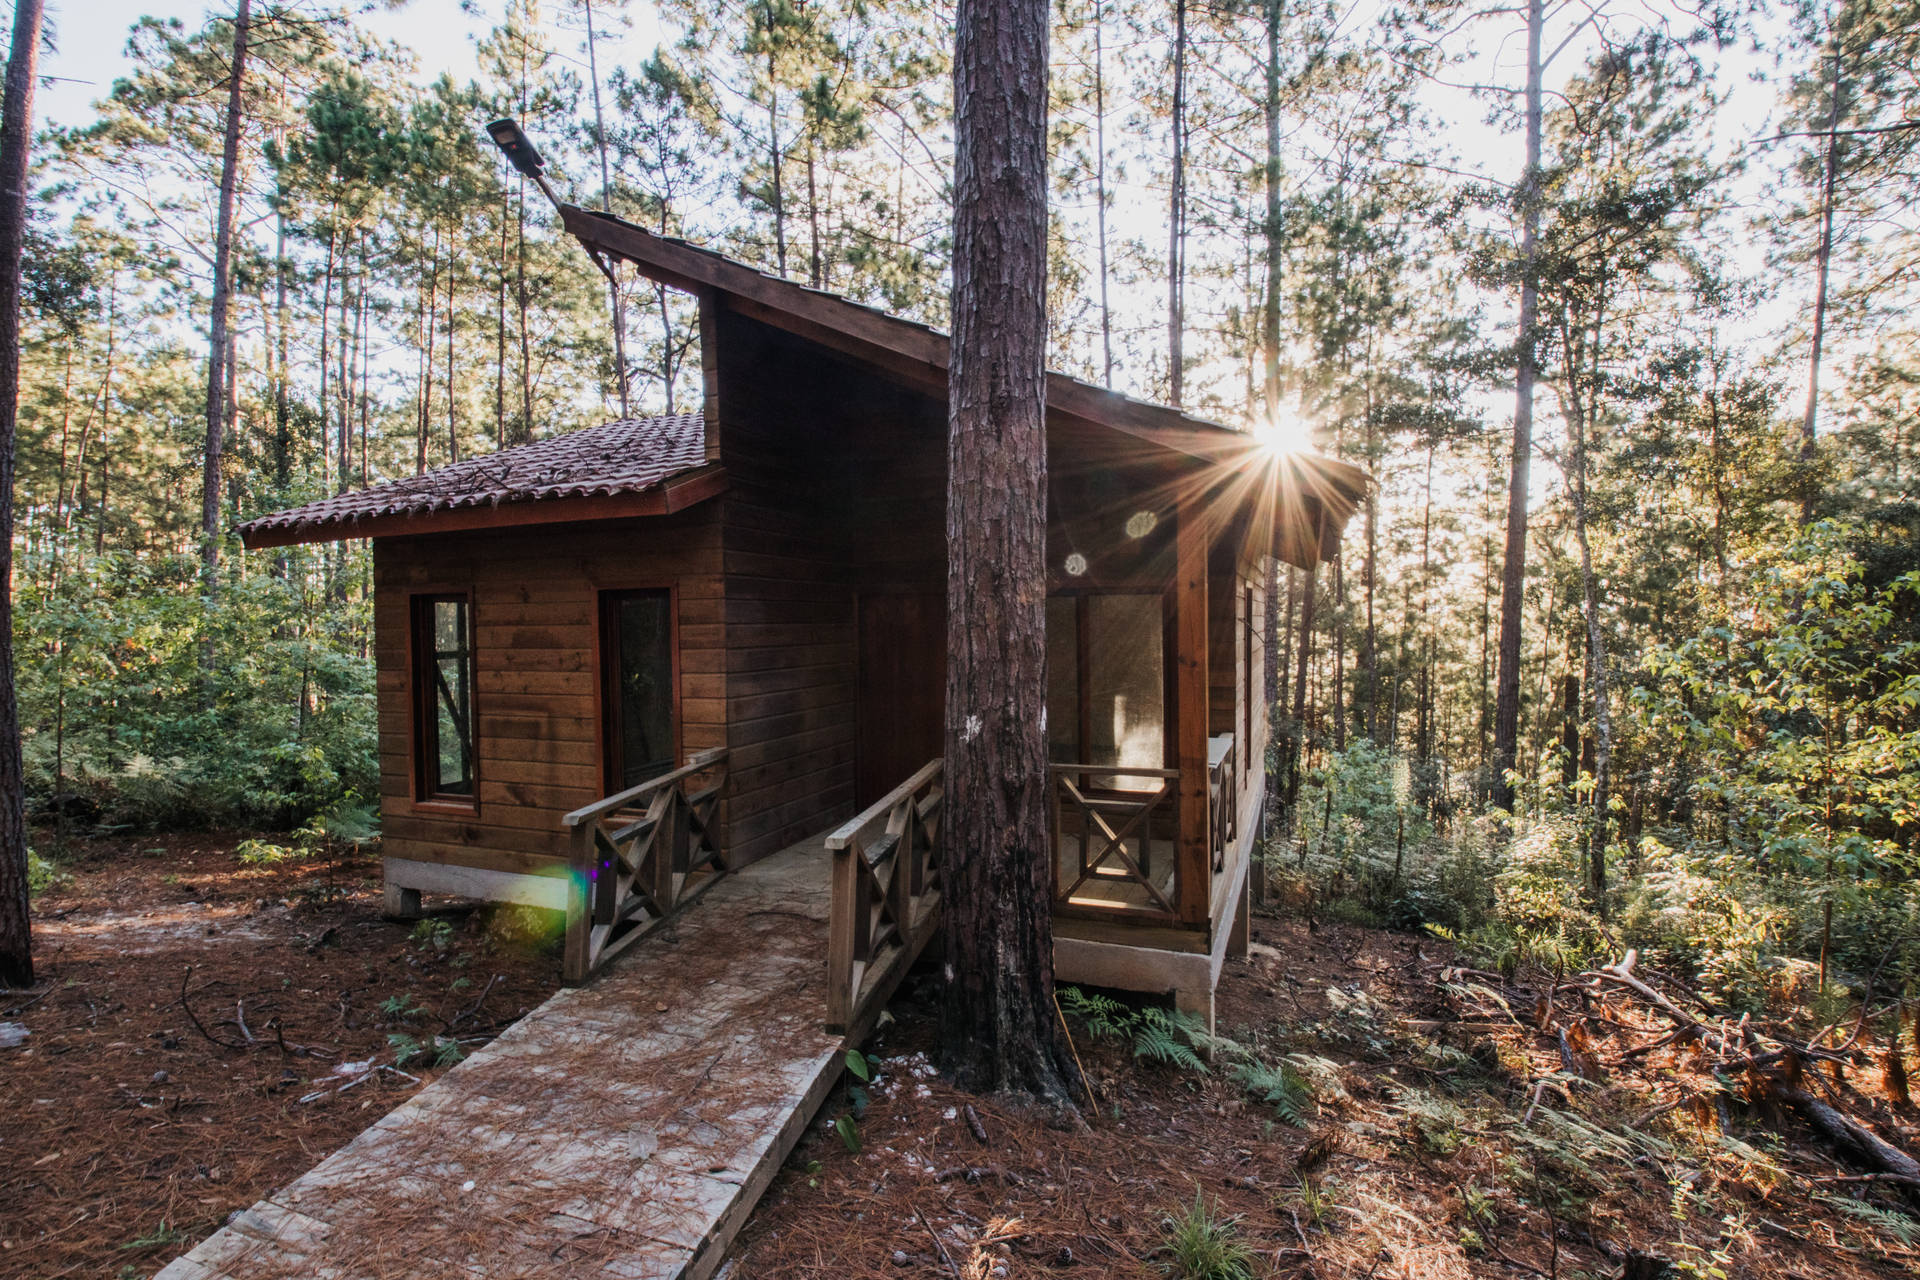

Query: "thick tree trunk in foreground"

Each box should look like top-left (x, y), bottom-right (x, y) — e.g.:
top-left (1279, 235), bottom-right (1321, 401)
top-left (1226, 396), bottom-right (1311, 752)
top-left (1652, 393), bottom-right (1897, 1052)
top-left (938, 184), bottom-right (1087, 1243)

top-left (0, 0), bottom-right (45, 989)
top-left (201, 0), bottom-right (251, 597)
top-left (1490, 0), bottom-right (1542, 812)
top-left (939, 0), bottom-right (1076, 1104)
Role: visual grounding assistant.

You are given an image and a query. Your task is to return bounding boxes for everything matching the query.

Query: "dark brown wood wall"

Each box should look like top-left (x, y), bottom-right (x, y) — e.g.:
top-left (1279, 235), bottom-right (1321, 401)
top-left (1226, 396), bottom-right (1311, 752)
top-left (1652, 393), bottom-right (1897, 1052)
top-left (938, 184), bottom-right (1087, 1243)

top-left (372, 511), bottom-right (725, 876)
top-left (709, 305), bottom-right (952, 864)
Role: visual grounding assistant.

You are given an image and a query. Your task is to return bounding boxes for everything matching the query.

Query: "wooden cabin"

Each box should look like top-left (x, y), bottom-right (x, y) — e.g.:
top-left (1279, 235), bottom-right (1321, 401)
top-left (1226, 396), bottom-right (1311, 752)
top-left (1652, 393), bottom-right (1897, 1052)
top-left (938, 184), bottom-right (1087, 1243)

top-left (239, 209), bottom-right (1367, 1030)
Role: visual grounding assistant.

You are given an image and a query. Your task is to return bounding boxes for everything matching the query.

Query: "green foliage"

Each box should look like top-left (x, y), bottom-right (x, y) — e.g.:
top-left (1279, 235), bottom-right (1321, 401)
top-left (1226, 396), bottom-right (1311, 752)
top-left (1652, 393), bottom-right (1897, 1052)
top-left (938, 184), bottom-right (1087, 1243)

top-left (15, 548), bottom-right (376, 832)
top-left (1155, 1192), bottom-right (1257, 1280)
top-left (26, 849), bottom-right (65, 896)
top-left (235, 839), bottom-right (301, 866)
top-left (389, 1033), bottom-right (464, 1071)
top-left (1059, 987), bottom-right (1211, 1073)
top-left (411, 919), bottom-right (454, 953)
top-left (832, 1112), bottom-right (861, 1153)
top-left (844, 1048), bottom-right (872, 1082)
top-left (1233, 1059), bottom-right (1314, 1126)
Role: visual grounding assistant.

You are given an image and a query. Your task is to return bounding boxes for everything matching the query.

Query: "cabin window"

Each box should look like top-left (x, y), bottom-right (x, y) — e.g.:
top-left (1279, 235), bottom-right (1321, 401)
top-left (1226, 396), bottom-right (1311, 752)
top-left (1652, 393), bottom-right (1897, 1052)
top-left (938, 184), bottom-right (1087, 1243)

top-left (1046, 592), bottom-right (1167, 787)
top-left (412, 594), bottom-right (475, 803)
top-left (601, 589), bottom-right (676, 791)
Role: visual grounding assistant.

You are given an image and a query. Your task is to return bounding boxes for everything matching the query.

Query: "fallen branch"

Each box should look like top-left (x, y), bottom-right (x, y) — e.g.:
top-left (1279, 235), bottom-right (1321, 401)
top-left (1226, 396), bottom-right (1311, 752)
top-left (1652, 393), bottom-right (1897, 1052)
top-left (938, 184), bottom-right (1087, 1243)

top-left (1779, 1084), bottom-right (1920, 1192)
top-left (178, 967), bottom-right (245, 1053)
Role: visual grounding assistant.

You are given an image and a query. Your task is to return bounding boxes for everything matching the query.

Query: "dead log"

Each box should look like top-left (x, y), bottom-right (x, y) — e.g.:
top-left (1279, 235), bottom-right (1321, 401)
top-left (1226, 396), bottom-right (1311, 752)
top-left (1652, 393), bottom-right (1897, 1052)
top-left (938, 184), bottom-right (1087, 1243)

top-left (1779, 1084), bottom-right (1920, 1191)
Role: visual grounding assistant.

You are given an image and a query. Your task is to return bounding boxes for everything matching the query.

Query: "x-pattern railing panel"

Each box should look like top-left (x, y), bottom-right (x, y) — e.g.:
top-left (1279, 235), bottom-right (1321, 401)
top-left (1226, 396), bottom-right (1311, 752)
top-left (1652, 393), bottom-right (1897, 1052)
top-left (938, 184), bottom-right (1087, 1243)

top-left (563, 748), bottom-right (729, 983)
top-left (825, 759), bottom-right (944, 1033)
top-left (1049, 763), bottom-right (1183, 920)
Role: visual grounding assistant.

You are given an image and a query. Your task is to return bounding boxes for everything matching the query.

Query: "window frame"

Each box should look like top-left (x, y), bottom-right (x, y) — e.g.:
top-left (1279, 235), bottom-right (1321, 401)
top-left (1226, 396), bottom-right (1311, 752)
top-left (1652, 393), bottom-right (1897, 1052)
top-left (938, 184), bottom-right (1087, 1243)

top-left (597, 585), bottom-right (682, 796)
top-left (410, 591), bottom-right (479, 810)
top-left (1046, 587), bottom-right (1177, 778)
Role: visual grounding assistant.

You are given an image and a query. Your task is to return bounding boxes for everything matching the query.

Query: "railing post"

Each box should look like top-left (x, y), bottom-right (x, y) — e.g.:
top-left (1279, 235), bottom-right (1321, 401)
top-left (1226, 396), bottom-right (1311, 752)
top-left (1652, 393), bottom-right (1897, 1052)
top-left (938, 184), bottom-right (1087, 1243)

top-left (826, 844), bottom-right (857, 1032)
top-left (564, 821), bottom-right (592, 984)
top-left (889, 798), bottom-right (914, 930)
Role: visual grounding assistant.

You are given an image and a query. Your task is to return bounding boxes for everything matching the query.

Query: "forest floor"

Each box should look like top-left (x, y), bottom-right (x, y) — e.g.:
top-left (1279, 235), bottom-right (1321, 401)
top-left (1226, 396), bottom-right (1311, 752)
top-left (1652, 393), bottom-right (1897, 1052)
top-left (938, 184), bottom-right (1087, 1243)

top-left (732, 913), bottom-right (1920, 1279)
top-left (6, 842), bottom-right (1919, 1280)
top-left (0, 832), bottom-right (563, 1280)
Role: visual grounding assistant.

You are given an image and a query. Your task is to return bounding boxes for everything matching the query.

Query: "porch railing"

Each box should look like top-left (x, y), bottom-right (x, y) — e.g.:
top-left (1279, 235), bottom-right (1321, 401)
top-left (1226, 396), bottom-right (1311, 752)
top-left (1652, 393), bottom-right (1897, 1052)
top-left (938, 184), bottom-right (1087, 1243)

top-left (1208, 736), bottom-right (1237, 872)
top-left (561, 746), bottom-right (728, 983)
top-left (1050, 763), bottom-right (1183, 922)
top-left (824, 758), bottom-right (945, 1035)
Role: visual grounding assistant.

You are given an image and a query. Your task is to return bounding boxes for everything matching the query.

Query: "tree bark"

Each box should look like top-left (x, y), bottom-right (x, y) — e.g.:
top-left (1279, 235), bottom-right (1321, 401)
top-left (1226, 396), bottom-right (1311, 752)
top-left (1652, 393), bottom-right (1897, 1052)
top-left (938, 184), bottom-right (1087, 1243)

top-left (201, 0), bottom-right (252, 599)
top-left (1261, 0), bottom-right (1283, 421)
top-left (581, 0), bottom-right (630, 419)
top-left (1093, 0), bottom-right (1113, 387)
top-left (940, 0), bottom-right (1076, 1104)
top-left (0, 0), bottom-right (44, 990)
top-left (1490, 0), bottom-right (1542, 812)
top-left (1165, 0), bottom-right (1187, 407)
top-left (1800, 28), bottom-right (1844, 522)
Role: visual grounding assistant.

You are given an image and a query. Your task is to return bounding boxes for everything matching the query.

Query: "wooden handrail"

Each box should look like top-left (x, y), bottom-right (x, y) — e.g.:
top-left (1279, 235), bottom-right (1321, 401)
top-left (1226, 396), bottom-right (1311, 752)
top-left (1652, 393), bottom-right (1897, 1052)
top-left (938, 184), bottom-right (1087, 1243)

top-left (826, 757), bottom-right (944, 850)
top-left (562, 746), bottom-right (727, 829)
top-left (825, 758), bottom-right (944, 1035)
top-left (563, 747), bottom-right (729, 983)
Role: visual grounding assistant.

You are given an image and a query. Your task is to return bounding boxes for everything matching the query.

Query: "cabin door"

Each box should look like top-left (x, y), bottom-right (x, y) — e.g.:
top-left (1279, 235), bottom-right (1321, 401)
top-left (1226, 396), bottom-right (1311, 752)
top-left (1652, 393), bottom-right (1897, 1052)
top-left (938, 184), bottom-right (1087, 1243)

top-left (856, 591), bottom-right (946, 808)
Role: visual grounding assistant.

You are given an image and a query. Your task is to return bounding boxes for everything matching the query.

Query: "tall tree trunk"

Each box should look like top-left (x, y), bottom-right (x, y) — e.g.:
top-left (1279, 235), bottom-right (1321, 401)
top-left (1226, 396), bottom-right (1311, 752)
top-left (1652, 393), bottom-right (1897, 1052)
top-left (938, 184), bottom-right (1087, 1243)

top-left (1093, 0), bottom-right (1114, 387)
top-left (1261, 0), bottom-right (1283, 421)
top-left (317, 215), bottom-right (336, 491)
top-left (1490, 0), bottom-right (1542, 812)
top-left (940, 0), bottom-right (1076, 1103)
top-left (0, 0), bottom-right (45, 989)
top-left (496, 196), bottom-right (509, 449)
top-left (766, 27), bottom-right (787, 277)
top-left (201, 0), bottom-right (252, 600)
top-left (446, 215), bottom-right (459, 463)
top-left (1800, 28), bottom-right (1843, 521)
top-left (272, 169), bottom-right (290, 490)
top-left (806, 132), bottom-right (823, 288)
top-left (1568, 385), bottom-right (1611, 910)
top-left (418, 224), bottom-right (438, 474)
top-left (1165, 0), bottom-right (1187, 407)
top-left (516, 179), bottom-right (533, 443)
top-left (582, 0), bottom-right (629, 418)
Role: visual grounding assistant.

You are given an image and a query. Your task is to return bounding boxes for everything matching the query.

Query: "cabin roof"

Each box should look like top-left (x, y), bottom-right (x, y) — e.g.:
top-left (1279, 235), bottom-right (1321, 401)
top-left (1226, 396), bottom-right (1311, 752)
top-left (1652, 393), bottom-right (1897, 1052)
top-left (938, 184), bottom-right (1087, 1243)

top-left (238, 412), bottom-right (719, 548)
top-left (243, 210), bottom-right (1369, 562)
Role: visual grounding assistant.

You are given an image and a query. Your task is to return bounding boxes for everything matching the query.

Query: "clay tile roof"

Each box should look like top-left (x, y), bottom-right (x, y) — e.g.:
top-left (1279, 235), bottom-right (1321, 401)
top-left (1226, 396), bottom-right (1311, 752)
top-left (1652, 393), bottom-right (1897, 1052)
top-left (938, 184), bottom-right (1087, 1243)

top-left (238, 411), bottom-right (708, 545)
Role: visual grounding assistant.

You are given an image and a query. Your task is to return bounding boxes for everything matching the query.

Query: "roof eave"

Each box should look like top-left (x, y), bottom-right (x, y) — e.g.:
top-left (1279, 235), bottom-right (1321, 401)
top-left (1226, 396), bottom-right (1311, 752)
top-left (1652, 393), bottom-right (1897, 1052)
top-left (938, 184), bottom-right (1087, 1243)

top-left (237, 465), bottom-right (729, 549)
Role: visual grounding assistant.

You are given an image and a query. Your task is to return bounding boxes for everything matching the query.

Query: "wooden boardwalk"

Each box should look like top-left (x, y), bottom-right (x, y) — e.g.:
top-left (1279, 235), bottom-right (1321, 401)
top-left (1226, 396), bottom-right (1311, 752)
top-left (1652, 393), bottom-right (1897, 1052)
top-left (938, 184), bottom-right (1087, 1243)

top-left (156, 842), bottom-right (855, 1280)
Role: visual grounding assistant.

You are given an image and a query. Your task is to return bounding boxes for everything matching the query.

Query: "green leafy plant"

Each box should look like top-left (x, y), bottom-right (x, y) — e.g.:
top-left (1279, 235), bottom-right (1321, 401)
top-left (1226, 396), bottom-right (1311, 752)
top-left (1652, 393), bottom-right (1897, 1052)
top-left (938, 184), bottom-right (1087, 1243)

top-left (1156, 1191), bottom-right (1256, 1280)
top-left (411, 919), bottom-right (454, 952)
top-left (1235, 1058), bottom-right (1315, 1126)
top-left (1060, 987), bottom-right (1212, 1073)
top-left (236, 838), bottom-right (302, 866)
top-left (832, 1112), bottom-right (861, 1153)
top-left (380, 993), bottom-right (427, 1023)
top-left (26, 849), bottom-right (65, 895)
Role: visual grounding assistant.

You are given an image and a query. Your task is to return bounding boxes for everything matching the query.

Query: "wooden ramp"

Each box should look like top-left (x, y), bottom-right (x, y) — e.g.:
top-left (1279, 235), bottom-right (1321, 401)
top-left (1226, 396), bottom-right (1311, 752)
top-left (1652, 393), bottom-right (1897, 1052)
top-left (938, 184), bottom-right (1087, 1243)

top-left (156, 841), bottom-right (879, 1280)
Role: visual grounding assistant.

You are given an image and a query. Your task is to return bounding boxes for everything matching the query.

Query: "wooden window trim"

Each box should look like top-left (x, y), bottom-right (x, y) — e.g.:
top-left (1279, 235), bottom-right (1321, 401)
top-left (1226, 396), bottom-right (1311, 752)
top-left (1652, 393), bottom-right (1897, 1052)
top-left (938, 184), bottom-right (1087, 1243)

top-left (410, 591), bottom-right (479, 811)
top-left (595, 584), bottom-right (682, 797)
top-left (1048, 586), bottom-right (1175, 773)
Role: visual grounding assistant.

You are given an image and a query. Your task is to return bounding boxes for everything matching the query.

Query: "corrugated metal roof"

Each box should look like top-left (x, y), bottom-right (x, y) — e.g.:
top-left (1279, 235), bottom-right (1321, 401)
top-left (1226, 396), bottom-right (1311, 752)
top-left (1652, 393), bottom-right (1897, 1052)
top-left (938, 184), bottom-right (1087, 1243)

top-left (238, 412), bottom-right (706, 542)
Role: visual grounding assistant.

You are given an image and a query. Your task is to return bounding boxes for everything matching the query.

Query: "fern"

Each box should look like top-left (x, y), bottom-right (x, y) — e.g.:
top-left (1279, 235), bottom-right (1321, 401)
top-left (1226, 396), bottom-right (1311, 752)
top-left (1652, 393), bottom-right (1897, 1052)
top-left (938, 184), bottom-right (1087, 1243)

top-left (1236, 1059), bottom-right (1314, 1126)
top-left (1060, 986), bottom-right (1131, 1040)
top-left (1133, 1006), bottom-right (1209, 1073)
top-left (1817, 1194), bottom-right (1920, 1247)
top-left (1061, 987), bottom-right (1213, 1074)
